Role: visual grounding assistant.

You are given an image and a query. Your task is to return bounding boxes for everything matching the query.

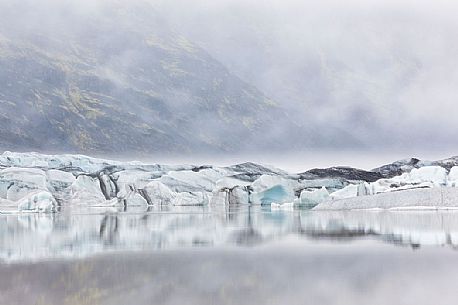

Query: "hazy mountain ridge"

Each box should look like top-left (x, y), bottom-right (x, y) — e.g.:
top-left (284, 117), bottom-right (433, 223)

top-left (0, 0), bottom-right (298, 154)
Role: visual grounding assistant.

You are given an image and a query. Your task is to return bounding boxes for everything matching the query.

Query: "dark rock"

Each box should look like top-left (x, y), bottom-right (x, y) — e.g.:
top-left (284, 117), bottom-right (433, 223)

top-left (226, 162), bottom-right (287, 182)
top-left (372, 158), bottom-right (421, 178)
top-left (299, 167), bottom-right (383, 182)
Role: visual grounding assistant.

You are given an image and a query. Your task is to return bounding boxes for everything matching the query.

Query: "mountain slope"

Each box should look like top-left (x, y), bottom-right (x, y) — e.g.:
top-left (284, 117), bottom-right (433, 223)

top-left (0, 0), bottom-right (293, 154)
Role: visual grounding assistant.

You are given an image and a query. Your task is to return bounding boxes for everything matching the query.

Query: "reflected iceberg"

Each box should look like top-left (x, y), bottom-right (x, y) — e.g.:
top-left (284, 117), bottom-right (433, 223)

top-left (2, 207), bottom-right (458, 262)
top-left (302, 210), bottom-right (458, 247)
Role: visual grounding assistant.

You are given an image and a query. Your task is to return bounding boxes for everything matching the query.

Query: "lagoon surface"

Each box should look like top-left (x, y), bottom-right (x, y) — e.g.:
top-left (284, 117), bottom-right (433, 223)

top-left (2, 207), bottom-right (458, 304)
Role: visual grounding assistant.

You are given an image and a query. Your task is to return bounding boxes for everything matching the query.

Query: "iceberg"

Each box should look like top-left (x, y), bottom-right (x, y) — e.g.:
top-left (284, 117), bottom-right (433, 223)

top-left (390, 166), bottom-right (447, 186)
top-left (17, 191), bottom-right (57, 212)
top-left (143, 181), bottom-right (175, 205)
top-left (314, 166), bottom-right (458, 210)
top-left (251, 185), bottom-right (293, 205)
top-left (298, 187), bottom-right (329, 208)
top-left (47, 169), bottom-right (76, 193)
top-left (71, 175), bottom-right (108, 206)
top-left (2, 151), bottom-right (458, 212)
top-left (0, 168), bottom-right (48, 202)
top-left (226, 186), bottom-right (251, 205)
top-left (249, 175), bottom-right (297, 205)
top-left (314, 187), bottom-right (458, 210)
top-left (329, 184), bottom-right (359, 199)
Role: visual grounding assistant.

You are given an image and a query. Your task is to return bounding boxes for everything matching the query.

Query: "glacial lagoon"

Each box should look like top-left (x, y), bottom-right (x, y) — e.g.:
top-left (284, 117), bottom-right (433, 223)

top-left (2, 207), bottom-right (458, 305)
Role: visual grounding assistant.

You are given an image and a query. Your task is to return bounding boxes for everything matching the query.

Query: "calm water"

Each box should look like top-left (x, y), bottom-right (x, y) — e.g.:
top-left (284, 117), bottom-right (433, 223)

top-left (2, 207), bottom-right (458, 304)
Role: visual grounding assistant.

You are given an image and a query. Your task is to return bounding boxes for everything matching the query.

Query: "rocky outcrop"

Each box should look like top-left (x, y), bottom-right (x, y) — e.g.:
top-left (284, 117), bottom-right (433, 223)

top-left (372, 158), bottom-right (421, 178)
top-left (300, 167), bottom-right (383, 182)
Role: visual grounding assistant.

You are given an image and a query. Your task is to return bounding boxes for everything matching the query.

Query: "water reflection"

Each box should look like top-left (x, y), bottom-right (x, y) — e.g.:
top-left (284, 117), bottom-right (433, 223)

top-left (2, 207), bottom-right (458, 261)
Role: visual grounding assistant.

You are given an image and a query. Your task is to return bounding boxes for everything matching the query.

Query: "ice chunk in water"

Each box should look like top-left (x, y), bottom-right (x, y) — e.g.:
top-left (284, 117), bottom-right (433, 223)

top-left (299, 187), bottom-right (329, 208)
top-left (18, 191), bottom-right (56, 212)
top-left (251, 185), bottom-right (294, 205)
